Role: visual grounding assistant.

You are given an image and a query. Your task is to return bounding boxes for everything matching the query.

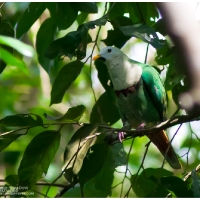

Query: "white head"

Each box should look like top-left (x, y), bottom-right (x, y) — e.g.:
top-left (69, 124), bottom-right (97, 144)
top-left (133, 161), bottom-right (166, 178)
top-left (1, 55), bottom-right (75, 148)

top-left (93, 46), bottom-right (126, 66)
top-left (93, 46), bottom-right (142, 90)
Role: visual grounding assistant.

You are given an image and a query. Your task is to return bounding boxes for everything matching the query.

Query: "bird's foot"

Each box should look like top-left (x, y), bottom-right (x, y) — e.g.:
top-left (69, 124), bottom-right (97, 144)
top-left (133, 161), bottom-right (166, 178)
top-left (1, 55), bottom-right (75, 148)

top-left (136, 123), bottom-right (146, 130)
top-left (118, 131), bottom-right (125, 142)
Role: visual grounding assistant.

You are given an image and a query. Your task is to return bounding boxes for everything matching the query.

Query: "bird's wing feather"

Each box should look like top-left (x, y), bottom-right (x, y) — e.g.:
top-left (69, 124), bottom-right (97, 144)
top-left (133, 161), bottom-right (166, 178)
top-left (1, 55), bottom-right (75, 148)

top-left (141, 65), bottom-right (167, 121)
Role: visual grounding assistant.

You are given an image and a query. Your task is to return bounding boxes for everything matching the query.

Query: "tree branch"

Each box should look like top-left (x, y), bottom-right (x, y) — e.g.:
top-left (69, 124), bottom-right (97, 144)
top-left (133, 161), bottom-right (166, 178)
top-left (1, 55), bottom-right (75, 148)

top-left (102, 109), bottom-right (200, 144)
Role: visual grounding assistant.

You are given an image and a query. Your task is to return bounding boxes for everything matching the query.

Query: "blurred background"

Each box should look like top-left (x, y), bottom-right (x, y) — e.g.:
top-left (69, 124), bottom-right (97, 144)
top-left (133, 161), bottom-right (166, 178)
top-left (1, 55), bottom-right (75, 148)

top-left (0, 2), bottom-right (200, 197)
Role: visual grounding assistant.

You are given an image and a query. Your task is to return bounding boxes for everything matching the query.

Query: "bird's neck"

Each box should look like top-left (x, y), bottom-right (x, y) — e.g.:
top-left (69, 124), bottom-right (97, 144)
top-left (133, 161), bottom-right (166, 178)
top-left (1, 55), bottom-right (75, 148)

top-left (106, 56), bottom-right (142, 91)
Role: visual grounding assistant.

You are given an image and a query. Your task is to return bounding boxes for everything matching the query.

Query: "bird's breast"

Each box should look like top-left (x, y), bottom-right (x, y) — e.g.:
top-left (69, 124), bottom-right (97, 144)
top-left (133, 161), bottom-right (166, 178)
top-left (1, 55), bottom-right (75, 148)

top-left (115, 80), bottom-right (141, 97)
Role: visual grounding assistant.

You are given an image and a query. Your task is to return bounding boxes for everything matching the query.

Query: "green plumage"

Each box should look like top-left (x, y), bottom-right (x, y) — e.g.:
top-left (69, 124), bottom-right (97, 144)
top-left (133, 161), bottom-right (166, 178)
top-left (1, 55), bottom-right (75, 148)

top-left (117, 62), bottom-right (167, 129)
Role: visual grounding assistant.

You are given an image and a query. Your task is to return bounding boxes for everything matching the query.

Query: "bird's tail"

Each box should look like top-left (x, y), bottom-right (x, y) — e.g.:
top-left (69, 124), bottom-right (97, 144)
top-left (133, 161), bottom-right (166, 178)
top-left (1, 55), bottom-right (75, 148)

top-left (146, 130), bottom-right (181, 169)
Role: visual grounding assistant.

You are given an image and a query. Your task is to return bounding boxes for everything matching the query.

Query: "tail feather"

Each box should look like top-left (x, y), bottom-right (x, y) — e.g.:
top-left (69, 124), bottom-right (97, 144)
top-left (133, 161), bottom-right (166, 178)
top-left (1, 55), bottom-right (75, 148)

top-left (147, 130), bottom-right (181, 169)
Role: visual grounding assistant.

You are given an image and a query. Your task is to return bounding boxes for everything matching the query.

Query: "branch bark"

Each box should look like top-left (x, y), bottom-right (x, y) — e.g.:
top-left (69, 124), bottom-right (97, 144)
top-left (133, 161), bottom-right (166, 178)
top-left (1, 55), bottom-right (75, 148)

top-left (103, 109), bottom-right (200, 144)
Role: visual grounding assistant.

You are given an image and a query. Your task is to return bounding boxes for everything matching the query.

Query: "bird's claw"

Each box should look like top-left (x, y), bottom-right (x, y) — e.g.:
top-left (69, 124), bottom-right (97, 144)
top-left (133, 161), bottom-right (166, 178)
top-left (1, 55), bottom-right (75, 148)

top-left (118, 131), bottom-right (125, 142)
top-left (136, 123), bottom-right (146, 130)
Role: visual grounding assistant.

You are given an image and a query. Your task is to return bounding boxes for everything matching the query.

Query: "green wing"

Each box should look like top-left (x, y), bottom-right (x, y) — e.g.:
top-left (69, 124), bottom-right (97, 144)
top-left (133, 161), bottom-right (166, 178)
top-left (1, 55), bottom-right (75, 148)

top-left (141, 65), bottom-right (167, 122)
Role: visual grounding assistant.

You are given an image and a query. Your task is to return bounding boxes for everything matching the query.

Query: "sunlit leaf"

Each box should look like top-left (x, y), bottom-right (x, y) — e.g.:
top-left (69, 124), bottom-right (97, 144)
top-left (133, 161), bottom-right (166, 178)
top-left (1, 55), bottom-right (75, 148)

top-left (18, 130), bottom-right (61, 190)
top-left (0, 47), bottom-right (29, 75)
top-left (0, 35), bottom-right (34, 57)
top-left (0, 134), bottom-right (21, 153)
top-left (63, 124), bottom-right (98, 183)
top-left (50, 61), bottom-right (84, 105)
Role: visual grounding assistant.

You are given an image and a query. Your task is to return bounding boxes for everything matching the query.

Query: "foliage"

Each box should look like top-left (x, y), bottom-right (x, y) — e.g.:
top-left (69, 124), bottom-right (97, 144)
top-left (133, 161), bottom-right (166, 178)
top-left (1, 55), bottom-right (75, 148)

top-left (0, 2), bottom-right (200, 198)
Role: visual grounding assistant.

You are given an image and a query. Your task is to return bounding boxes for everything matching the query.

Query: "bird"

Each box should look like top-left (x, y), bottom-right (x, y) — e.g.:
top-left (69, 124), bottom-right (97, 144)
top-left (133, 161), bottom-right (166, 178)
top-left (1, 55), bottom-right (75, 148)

top-left (93, 46), bottom-right (181, 169)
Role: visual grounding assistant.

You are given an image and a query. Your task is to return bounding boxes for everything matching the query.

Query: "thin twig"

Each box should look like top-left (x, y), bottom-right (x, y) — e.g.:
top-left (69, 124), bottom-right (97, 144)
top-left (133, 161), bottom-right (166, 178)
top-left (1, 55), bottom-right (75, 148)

top-left (183, 164), bottom-right (200, 181)
top-left (124, 141), bottom-right (151, 197)
top-left (144, 43), bottom-right (149, 64)
top-left (120, 138), bottom-right (135, 197)
top-left (45, 139), bottom-right (82, 197)
top-left (161, 124), bottom-right (182, 168)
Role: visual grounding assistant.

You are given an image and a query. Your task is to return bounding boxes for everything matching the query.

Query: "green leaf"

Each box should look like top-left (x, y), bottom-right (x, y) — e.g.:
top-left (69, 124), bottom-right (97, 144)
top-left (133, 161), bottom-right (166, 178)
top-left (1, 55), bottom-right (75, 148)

top-left (71, 2), bottom-right (98, 13)
top-left (108, 3), bottom-right (127, 19)
top-left (0, 114), bottom-right (43, 127)
top-left (0, 47), bottom-right (29, 75)
top-left (90, 91), bottom-right (120, 125)
top-left (0, 35), bottom-right (35, 57)
top-left (0, 18), bottom-right (14, 73)
top-left (159, 45), bottom-right (185, 91)
top-left (56, 105), bottom-right (86, 122)
top-left (172, 82), bottom-right (188, 106)
top-left (50, 61), bottom-right (84, 105)
top-left (131, 168), bottom-right (173, 197)
top-left (85, 15), bottom-right (107, 29)
top-left (191, 170), bottom-right (200, 197)
top-left (160, 176), bottom-right (193, 197)
top-left (36, 18), bottom-right (56, 73)
top-left (136, 3), bottom-right (159, 26)
top-left (5, 174), bottom-right (19, 186)
top-left (44, 105), bottom-right (86, 122)
top-left (46, 2), bottom-right (78, 30)
top-left (77, 12), bottom-right (88, 25)
top-left (62, 186), bottom-right (82, 198)
top-left (0, 60), bottom-right (6, 74)
top-left (16, 2), bottom-right (46, 38)
top-left (0, 134), bottom-right (21, 153)
top-left (103, 16), bottom-right (133, 48)
top-left (79, 142), bottom-right (109, 187)
top-left (45, 15), bottom-right (106, 60)
top-left (0, 18), bottom-right (14, 37)
top-left (94, 59), bottom-right (111, 91)
top-left (83, 142), bottom-right (126, 197)
top-left (127, 3), bottom-right (159, 26)
top-left (152, 18), bottom-right (167, 36)
top-left (18, 130), bottom-right (61, 190)
top-left (63, 124), bottom-right (98, 183)
top-left (102, 28), bottom-right (130, 49)
top-left (119, 24), bottom-right (164, 49)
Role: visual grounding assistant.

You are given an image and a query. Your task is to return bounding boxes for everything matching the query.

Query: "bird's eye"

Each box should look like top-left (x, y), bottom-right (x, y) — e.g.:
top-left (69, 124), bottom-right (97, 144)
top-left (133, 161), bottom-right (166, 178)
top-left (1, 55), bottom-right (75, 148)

top-left (107, 49), bottom-right (112, 53)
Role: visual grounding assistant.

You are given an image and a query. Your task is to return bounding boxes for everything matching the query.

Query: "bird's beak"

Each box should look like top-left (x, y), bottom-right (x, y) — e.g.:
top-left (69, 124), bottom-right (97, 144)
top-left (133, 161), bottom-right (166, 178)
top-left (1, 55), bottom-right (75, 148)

top-left (92, 54), bottom-right (100, 61)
